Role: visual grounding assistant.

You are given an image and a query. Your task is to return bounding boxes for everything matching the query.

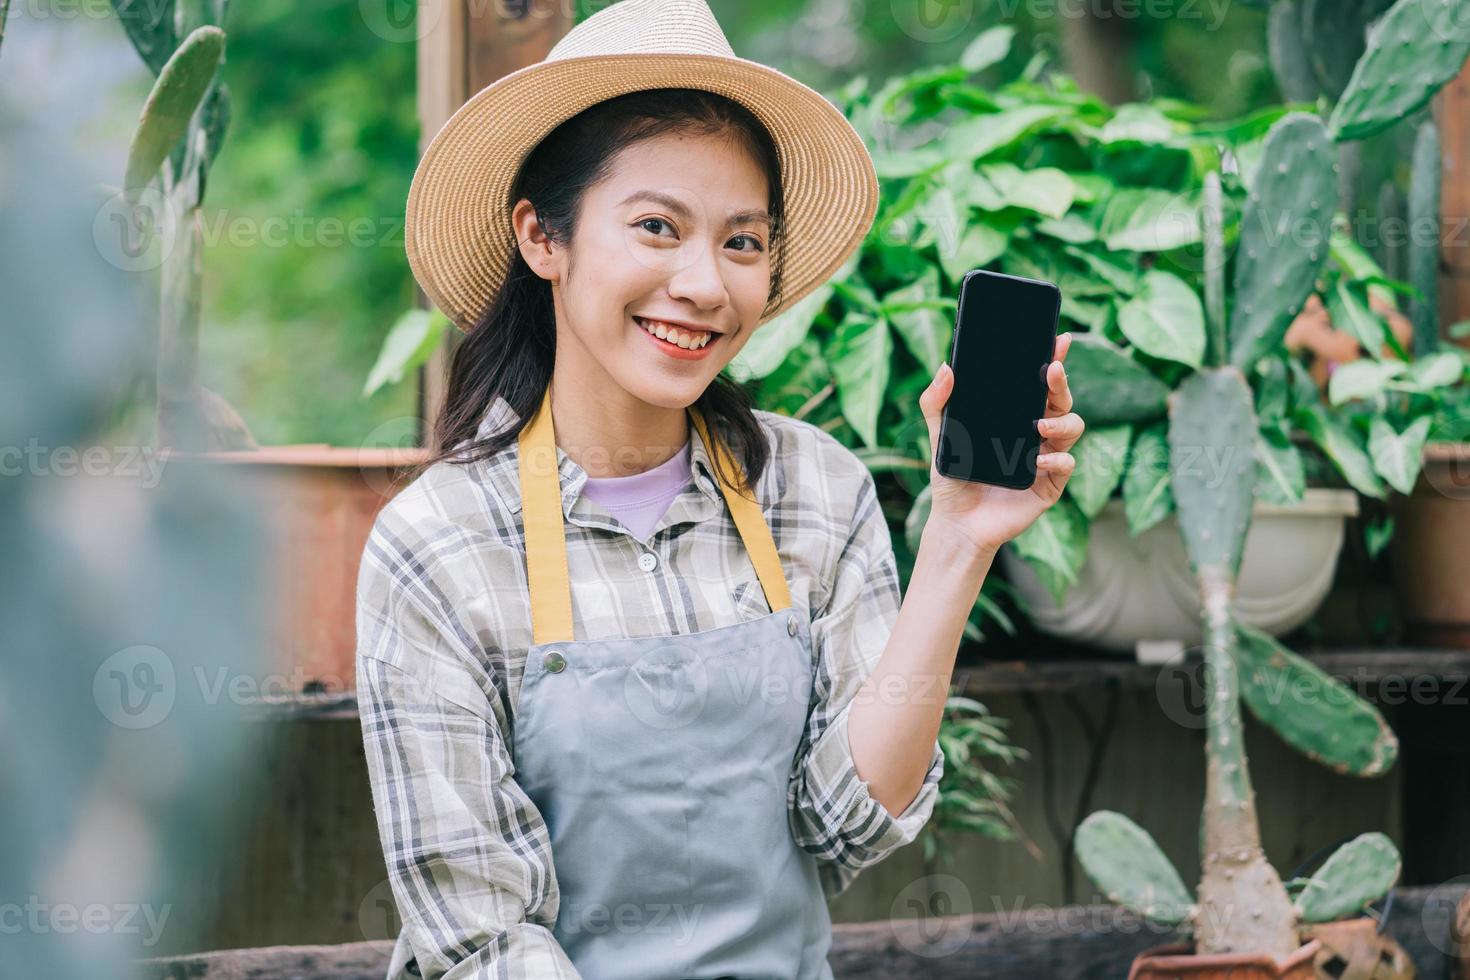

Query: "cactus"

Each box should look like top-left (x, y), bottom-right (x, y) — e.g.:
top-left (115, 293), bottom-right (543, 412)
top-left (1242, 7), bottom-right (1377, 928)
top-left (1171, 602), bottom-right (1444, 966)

top-left (1408, 118), bottom-right (1442, 356)
top-left (1202, 170), bottom-right (1226, 367)
top-left (109, 2), bottom-right (254, 451)
top-left (124, 26), bottom-right (225, 203)
top-left (1075, 811), bottom-right (1194, 925)
top-left (1228, 113), bottom-right (1338, 372)
top-left (1376, 179), bottom-right (1407, 282)
top-left (1294, 832), bottom-right (1402, 923)
top-left (1235, 623), bottom-right (1398, 776)
top-left (1329, 0), bottom-right (1470, 142)
top-left (1267, 1), bottom-right (1319, 104)
top-left (1304, 0), bottom-right (1367, 101)
top-left (1073, 365), bottom-right (1403, 958)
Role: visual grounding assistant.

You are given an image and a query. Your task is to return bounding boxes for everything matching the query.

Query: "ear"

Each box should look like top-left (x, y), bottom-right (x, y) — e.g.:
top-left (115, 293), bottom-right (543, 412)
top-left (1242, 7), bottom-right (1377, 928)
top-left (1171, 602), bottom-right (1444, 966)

top-left (511, 197), bottom-right (558, 282)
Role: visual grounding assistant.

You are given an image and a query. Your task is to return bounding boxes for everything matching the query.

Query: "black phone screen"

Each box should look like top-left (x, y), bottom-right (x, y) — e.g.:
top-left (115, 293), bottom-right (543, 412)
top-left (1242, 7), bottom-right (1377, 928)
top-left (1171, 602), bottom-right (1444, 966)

top-left (935, 270), bottom-right (1061, 489)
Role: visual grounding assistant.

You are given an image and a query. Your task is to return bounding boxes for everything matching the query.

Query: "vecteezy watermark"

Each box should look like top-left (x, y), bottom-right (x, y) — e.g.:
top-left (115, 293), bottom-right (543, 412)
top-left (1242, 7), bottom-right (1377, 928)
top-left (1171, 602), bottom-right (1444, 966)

top-left (358, 879), bottom-right (403, 942)
top-left (1420, 875), bottom-right (1470, 958)
top-left (994, 0), bottom-right (1231, 31)
top-left (889, 873), bottom-right (974, 957)
top-left (358, 0), bottom-right (574, 44)
top-left (94, 646), bottom-right (353, 729)
top-left (988, 894), bottom-right (1187, 938)
top-left (0, 440), bottom-right (169, 488)
top-left (0, 897), bottom-right (172, 948)
top-left (556, 899), bottom-right (704, 945)
top-left (94, 186), bottom-right (406, 274)
top-left (1155, 653), bottom-right (1470, 731)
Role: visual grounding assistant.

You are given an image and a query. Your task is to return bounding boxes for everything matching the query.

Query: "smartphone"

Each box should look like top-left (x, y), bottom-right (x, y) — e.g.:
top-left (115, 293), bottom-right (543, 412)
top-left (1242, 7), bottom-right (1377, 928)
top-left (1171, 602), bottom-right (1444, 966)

top-left (935, 269), bottom-right (1062, 489)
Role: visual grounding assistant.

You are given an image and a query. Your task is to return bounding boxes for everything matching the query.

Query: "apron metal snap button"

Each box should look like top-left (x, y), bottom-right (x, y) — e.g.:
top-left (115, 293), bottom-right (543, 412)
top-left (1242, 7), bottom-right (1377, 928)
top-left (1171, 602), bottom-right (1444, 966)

top-left (544, 650), bottom-right (566, 673)
top-left (637, 552), bottom-right (658, 572)
top-left (787, 615), bottom-right (798, 636)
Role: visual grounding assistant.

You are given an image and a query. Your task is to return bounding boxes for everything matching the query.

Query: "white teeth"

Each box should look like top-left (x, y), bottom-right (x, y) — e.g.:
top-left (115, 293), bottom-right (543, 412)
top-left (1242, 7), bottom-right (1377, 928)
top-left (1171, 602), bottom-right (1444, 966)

top-left (637, 318), bottom-right (712, 349)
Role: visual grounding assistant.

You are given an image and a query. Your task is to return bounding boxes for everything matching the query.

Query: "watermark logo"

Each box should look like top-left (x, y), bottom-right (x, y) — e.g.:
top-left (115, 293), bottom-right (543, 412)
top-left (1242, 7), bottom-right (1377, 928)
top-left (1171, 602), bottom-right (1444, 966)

top-left (890, 873), bottom-right (974, 957)
top-left (94, 645), bottom-right (177, 729)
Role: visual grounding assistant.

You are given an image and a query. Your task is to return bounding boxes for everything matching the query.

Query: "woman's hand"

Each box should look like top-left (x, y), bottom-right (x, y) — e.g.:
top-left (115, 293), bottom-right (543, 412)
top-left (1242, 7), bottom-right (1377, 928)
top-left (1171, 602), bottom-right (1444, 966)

top-left (918, 331), bottom-right (1085, 560)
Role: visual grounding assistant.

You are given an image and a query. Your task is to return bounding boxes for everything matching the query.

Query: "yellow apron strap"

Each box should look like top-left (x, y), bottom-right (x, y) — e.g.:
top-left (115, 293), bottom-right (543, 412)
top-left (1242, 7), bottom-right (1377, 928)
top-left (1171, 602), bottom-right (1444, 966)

top-left (687, 404), bottom-right (793, 616)
top-left (518, 386), bottom-right (791, 646)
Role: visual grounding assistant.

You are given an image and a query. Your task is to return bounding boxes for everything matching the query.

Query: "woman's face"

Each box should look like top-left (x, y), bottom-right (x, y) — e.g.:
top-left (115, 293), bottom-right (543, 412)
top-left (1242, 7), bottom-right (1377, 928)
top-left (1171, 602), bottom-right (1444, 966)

top-left (515, 129), bottom-right (774, 413)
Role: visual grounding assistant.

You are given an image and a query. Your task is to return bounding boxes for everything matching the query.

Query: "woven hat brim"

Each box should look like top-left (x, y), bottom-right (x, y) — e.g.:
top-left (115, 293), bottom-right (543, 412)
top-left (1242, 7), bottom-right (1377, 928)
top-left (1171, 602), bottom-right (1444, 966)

top-left (404, 52), bottom-right (878, 333)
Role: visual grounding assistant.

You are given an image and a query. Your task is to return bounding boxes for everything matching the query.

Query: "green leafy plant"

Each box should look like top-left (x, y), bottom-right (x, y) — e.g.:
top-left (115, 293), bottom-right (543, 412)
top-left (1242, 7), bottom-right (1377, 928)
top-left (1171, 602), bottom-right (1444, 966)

top-left (363, 306), bottom-right (452, 397)
top-left (1066, 0), bottom-right (1470, 958)
top-left (729, 19), bottom-right (1466, 618)
top-left (920, 695), bottom-right (1033, 864)
top-left (110, 0), bottom-right (256, 451)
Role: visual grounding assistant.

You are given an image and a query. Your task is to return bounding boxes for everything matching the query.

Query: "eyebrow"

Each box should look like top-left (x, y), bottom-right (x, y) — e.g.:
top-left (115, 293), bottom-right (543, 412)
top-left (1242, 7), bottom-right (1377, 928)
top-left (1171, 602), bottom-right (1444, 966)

top-left (618, 190), bottom-right (772, 229)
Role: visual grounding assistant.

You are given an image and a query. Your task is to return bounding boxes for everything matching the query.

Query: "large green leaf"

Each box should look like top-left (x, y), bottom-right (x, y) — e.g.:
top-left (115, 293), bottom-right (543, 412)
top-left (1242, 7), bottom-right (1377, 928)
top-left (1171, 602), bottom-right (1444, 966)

top-left (1064, 333), bottom-right (1171, 426)
top-left (1116, 269), bottom-right (1206, 368)
top-left (1368, 416), bottom-right (1432, 495)
top-left (1097, 187), bottom-right (1201, 252)
top-left (1254, 425), bottom-right (1305, 505)
top-left (882, 268), bottom-right (954, 369)
top-left (1295, 403), bottom-right (1387, 498)
top-left (363, 308), bottom-right (450, 397)
top-left (1123, 422), bottom-right (1174, 535)
top-left (939, 223), bottom-right (1010, 284)
top-left (826, 311), bottom-right (893, 448)
top-left (1009, 496), bottom-right (1089, 605)
top-left (959, 24), bottom-right (1015, 73)
top-left (110, 0), bottom-right (178, 75)
top-left (727, 278), bottom-right (835, 382)
top-left (938, 105), bottom-right (1066, 163)
top-left (1067, 424), bottom-right (1132, 518)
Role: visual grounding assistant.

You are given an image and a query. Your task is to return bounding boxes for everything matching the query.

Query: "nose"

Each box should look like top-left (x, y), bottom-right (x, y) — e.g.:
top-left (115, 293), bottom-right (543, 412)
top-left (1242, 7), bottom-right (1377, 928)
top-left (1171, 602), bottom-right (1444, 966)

top-left (665, 240), bottom-right (729, 312)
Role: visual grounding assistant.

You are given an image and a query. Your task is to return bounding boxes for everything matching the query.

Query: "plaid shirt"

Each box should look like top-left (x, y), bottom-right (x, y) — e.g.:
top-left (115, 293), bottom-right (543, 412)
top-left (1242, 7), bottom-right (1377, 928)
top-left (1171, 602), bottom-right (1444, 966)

top-left (355, 393), bottom-right (944, 979)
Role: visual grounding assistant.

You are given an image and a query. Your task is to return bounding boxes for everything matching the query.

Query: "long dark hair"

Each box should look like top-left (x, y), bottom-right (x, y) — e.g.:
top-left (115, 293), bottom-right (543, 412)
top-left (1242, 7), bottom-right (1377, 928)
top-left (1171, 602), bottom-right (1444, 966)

top-left (409, 87), bottom-right (786, 497)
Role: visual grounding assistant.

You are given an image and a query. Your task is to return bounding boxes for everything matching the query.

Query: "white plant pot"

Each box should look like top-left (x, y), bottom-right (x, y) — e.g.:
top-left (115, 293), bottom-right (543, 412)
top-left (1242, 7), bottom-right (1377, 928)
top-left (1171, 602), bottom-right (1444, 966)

top-left (1000, 488), bottom-right (1359, 656)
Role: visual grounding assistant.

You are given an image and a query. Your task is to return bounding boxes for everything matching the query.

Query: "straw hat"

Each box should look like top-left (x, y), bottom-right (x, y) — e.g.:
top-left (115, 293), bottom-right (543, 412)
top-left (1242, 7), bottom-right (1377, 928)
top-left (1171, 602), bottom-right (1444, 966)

top-left (403, 0), bottom-right (879, 333)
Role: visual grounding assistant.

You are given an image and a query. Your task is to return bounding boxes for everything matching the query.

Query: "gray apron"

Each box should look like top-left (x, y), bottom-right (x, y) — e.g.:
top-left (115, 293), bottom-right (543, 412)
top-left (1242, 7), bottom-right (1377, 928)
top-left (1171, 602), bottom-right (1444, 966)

top-left (509, 386), bottom-right (834, 979)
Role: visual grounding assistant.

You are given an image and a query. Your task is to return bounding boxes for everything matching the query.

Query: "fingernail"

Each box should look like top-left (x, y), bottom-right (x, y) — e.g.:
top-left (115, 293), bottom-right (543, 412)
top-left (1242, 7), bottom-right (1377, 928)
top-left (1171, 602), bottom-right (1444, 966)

top-left (941, 362), bottom-right (952, 379)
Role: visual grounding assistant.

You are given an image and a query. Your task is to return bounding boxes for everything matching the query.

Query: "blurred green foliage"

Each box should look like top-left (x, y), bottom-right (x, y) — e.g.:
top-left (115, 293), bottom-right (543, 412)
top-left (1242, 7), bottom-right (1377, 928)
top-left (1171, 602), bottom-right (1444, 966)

top-left (140, 0), bottom-right (1281, 446)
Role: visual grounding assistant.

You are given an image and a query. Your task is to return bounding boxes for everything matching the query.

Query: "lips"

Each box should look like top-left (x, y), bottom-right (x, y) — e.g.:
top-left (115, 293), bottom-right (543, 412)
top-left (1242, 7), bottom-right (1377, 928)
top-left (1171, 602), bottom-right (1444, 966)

top-left (634, 316), bottom-right (718, 350)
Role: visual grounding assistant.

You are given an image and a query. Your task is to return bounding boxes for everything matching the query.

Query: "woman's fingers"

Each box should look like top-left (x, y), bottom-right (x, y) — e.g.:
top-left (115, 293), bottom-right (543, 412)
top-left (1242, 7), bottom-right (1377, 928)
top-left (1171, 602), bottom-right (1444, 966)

top-left (1036, 451), bottom-right (1075, 477)
top-left (1037, 412), bottom-right (1084, 453)
top-left (1046, 358), bottom-right (1074, 415)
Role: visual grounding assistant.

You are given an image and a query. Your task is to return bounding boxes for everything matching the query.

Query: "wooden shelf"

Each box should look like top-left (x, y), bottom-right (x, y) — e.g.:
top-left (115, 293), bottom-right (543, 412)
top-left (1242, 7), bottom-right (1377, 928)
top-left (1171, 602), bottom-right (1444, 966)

top-left (954, 647), bottom-right (1470, 695)
top-left (240, 647), bottom-right (1470, 720)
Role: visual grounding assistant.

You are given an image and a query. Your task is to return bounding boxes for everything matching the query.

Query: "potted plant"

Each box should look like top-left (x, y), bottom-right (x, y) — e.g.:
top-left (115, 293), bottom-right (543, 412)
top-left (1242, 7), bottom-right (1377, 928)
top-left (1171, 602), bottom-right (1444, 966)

top-left (994, 0), bottom-right (1470, 655)
top-left (1066, 0), bottom-right (1470, 969)
top-left (722, 22), bottom-right (1455, 655)
top-left (105, 2), bottom-right (426, 694)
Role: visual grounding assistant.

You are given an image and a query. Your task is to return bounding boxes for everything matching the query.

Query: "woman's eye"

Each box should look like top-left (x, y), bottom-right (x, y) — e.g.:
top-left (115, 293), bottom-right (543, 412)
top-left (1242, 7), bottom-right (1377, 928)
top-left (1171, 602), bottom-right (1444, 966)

top-left (639, 217), bottom-right (674, 237)
top-left (730, 234), bottom-right (765, 253)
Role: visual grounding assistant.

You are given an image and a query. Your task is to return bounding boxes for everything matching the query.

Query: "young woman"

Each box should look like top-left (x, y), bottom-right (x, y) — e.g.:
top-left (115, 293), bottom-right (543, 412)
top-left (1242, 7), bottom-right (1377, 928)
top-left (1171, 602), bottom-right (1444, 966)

top-left (355, 1), bottom-right (1081, 977)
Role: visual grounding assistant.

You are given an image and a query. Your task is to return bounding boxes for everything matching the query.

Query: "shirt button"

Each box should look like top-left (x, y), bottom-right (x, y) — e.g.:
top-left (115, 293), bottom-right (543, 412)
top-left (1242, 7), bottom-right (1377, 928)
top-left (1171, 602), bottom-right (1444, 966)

top-left (544, 650), bottom-right (566, 673)
top-left (787, 615), bottom-right (798, 636)
top-left (637, 552), bottom-right (658, 572)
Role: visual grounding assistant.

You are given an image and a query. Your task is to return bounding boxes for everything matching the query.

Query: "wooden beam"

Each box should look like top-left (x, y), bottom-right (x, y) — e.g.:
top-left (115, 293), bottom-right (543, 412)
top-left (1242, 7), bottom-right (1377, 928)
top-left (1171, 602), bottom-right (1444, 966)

top-left (414, 0), bottom-right (573, 445)
top-left (132, 884), bottom-right (1470, 980)
top-left (1435, 57), bottom-right (1470, 350)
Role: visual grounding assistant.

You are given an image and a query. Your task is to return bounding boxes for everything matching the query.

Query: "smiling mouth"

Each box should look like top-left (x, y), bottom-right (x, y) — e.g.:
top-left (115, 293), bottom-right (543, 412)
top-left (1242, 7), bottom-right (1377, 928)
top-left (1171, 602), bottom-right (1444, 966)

top-left (634, 316), bottom-right (719, 350)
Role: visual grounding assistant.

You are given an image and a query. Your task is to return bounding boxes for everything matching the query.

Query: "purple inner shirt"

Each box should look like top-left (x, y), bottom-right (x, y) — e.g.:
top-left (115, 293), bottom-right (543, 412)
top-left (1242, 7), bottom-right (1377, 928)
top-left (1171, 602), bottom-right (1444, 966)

top-left (579, 438), bottom-right (692, 540)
